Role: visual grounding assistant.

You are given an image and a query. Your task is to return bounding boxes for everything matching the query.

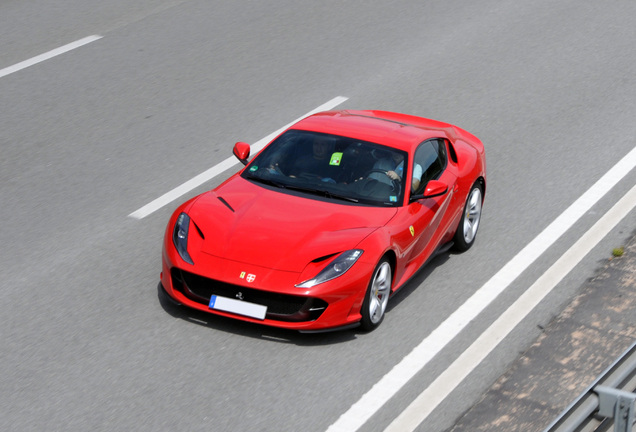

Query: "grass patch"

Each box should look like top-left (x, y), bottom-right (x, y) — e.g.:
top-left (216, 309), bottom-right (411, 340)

top-left (612, 246), bottom-right (624, 258)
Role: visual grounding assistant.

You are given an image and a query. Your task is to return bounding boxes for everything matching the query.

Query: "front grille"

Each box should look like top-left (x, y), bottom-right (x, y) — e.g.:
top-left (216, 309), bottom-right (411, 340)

top-left (171, 268), bottom-right (327, 322)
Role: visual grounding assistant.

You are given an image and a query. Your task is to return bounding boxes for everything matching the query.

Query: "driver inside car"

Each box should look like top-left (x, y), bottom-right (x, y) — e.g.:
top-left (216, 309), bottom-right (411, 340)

top-left (371, 151), bottom-right (422, 192)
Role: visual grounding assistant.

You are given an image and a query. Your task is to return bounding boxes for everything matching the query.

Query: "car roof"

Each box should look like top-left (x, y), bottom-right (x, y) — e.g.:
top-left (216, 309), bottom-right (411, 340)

top-left (290, 110), bottom-right (460, 152)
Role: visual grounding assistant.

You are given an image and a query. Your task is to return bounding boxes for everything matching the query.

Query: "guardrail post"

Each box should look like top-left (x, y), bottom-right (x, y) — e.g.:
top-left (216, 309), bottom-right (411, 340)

top-left (595, 385), bottom-right (636, 432)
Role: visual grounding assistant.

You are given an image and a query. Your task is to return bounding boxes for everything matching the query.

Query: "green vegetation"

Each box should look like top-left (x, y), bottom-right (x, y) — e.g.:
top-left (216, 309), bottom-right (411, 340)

top-left (612, 246), bottom-right (624, 258)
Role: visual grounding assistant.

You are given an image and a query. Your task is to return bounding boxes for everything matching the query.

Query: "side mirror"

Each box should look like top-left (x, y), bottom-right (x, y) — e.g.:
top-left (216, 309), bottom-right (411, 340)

top-left (423, 180), bottom-right (449, 198)
top-left (233, 142), bottom-right (251, 165)
top-left (410, 179), bottom-right (449, 202)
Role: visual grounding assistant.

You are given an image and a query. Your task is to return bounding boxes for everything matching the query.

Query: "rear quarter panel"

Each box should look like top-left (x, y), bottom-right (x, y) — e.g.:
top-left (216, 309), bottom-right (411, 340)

top-left (452, 137), bottom-right (486, 195)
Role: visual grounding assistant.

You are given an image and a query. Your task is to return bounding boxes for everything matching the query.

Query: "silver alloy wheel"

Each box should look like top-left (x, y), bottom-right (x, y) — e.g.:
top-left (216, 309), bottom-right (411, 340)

top-left (368, 261), bottom-right (391, 324)
top-left (462, 187), bottom-right (482, 244)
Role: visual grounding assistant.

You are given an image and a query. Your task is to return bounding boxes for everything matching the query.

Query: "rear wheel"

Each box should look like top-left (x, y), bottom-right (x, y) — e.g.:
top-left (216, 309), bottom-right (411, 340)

top-left (360, 259), bottom-right (392, 331)
top-left (453, 181), bottom-right (483, 252)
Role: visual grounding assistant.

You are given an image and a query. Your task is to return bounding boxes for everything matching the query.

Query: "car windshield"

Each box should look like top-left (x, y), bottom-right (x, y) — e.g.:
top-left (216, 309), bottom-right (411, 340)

top-left (241, 130), bottom-right (408, 206)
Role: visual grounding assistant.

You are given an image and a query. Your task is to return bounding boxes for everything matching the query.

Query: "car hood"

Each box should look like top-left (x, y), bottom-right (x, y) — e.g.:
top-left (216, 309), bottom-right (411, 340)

top-left (186, 178), bottom-right (397, 272)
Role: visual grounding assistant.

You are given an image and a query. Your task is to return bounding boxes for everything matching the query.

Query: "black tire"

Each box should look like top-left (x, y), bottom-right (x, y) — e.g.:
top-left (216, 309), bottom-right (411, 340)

top-left (452, 181), bottom-right (484, 252)
top-left (360, 258), bottom-right (392, 331)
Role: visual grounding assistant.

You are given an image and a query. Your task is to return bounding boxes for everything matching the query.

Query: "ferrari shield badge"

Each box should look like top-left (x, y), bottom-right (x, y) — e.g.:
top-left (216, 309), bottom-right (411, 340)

top-left (240, 272), bottom-right (256, 283)
top-left (409, 225), bottom-right (415, 237)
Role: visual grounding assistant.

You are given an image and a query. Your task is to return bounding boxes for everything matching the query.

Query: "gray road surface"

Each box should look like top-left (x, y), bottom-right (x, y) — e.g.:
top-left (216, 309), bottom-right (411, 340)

top-left (2, 1), bottom-right (635, 431)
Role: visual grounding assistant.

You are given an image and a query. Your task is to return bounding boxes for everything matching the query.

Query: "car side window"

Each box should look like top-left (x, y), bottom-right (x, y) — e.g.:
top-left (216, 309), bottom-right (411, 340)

top-left (412, 139), bottom-right (447, 194)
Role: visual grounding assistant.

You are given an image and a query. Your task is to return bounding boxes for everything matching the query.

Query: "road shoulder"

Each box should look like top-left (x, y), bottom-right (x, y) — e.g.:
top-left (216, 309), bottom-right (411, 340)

top-left (448, 231), bottom-right (636, 432)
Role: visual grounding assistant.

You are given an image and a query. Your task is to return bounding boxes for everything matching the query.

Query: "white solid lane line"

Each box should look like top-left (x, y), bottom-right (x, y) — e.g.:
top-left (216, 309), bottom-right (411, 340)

top-left (385, 181), bottom-right (636, 431)
top-left (327, 144), bottom-right (636, 432)
top-left (128, 96), bottom-right (349, 219)
top-left (0, 35), bottom-right (102, 79)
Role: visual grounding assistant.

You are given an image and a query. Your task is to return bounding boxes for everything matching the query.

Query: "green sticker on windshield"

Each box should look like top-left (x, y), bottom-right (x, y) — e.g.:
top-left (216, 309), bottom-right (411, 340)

top-left (329, 152), bottom-right (343, 166)
top-left (249, 165), bottom-right (259, 172)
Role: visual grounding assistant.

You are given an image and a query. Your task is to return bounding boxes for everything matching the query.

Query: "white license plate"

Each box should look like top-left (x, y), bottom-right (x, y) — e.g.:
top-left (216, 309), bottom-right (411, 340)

top-left (208, 295), bottom-right (267, 320)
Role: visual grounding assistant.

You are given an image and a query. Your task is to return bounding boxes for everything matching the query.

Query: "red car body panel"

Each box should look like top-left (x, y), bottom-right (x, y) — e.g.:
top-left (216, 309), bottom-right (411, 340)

top-left (186, 178), bottom-right (397, 272)
top-left (160, 110), bottom-right (485, 331)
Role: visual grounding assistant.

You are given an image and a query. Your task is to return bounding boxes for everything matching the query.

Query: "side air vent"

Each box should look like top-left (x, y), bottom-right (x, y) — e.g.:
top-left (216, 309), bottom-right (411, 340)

top-left (448, 141), bottom-right (458, 163)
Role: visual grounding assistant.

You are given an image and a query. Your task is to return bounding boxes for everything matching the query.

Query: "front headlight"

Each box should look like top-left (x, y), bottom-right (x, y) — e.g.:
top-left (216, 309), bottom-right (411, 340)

top-left (173, 212), bottom-right (194, 265)
top-left (296, 249), bottom-right (363, 288)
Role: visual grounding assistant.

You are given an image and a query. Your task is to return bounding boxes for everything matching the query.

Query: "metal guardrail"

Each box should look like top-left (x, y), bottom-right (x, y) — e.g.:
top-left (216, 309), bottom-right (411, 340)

top-left (543, 340), bottom-right (636, 432)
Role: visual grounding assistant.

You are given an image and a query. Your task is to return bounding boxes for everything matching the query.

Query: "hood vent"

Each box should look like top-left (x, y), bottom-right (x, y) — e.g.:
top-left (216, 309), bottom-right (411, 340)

top-left (311, 253), bottom-right (339, 264)
top-left (217, 196), bottom-right (235, 212)
top-left (192, 220), bottom-right (205, 239)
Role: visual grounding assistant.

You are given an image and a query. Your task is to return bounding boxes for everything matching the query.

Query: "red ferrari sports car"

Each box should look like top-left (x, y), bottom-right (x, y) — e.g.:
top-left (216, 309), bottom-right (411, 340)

top-left (160, 110), bottom-right (485, 332)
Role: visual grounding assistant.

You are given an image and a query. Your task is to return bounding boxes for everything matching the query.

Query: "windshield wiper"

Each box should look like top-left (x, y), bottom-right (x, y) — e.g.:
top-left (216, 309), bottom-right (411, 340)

top-left (326, 191), bottom-right (359, 203)
top-left (245, 175), bottom-right (287, 189)
top-left (284, 185), bottom-right (359, 203)
top-left (246, 175), bottom-right (359, 203)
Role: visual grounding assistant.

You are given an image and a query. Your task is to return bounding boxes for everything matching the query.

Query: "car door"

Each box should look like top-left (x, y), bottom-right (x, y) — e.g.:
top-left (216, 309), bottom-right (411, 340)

top-left (403, 139), bottom-right (459, 265)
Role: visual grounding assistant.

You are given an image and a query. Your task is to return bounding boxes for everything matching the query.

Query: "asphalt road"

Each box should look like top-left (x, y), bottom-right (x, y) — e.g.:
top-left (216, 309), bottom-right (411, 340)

top-left (2, 1), bottom-right (636, 431)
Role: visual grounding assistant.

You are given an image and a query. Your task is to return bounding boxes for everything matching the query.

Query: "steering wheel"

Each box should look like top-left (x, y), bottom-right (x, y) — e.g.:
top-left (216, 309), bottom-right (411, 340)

top-left (363, 169), bottom-right (401, 195)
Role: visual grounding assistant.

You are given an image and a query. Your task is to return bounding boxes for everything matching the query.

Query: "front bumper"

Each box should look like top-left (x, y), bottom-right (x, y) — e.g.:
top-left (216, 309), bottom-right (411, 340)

top-left (160, 247), bottom-right (375, 332)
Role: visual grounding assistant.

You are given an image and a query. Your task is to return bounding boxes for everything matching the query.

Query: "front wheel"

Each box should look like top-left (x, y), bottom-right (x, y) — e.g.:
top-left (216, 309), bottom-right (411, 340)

top-left (452, 181), bottom-right (483, 252)
top-left (360, 259), bottom-right (392, 331)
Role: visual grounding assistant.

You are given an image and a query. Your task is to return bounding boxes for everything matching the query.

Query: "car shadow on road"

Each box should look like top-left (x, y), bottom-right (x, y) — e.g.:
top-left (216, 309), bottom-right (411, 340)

top-left (385, 249), bottom-right (453, 312)
top-left (156, 283), bottom-right (357, 346)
